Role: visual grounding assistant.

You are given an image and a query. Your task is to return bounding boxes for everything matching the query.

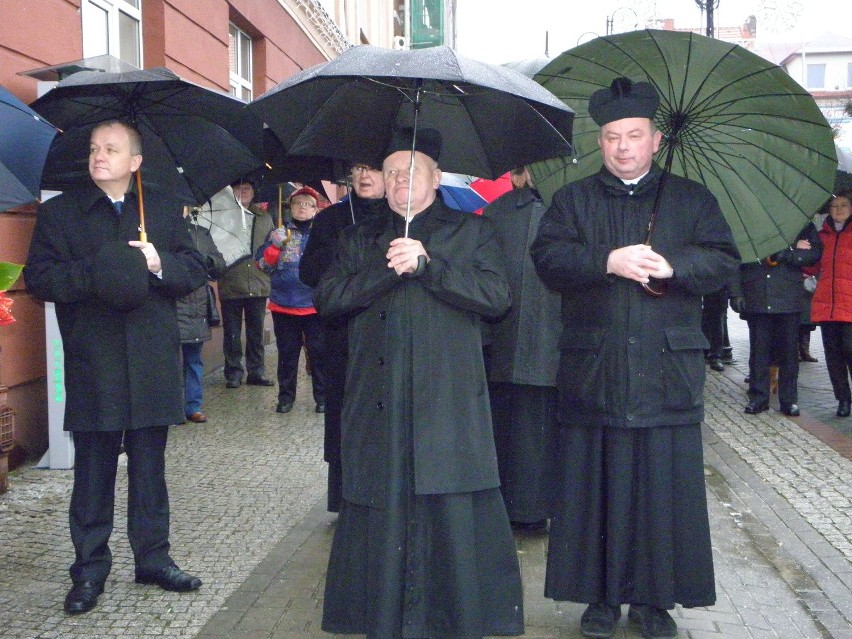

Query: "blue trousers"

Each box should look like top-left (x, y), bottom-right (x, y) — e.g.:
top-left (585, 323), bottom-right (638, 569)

top-left (181, 341), bottom-right (204, 416)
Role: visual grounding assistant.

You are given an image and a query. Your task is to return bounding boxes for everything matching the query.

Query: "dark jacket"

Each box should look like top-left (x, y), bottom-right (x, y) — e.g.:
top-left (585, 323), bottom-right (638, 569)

top-left (739, 223), bottom-right (822, 315)
top-left (482, 186), bottom-right (561, 386)
top-left (24, 182), bottom-right (207, 432)
top-left (314, 199), bottom-right (511, 506)
top-left (176, 219), bottom-right (226, 344)
top-left (217, 204), bottom-right (273, 300)
top-left (530, 164), bottom-right (740, 429)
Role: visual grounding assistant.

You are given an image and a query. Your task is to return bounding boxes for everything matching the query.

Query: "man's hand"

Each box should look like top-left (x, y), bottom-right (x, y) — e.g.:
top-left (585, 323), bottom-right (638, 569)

top-left (386, 237), bottom-right (429, 276)
top-left (606, 244), bottom-right (673, 283)
top-left (128, 240), bottom-right (162, 274)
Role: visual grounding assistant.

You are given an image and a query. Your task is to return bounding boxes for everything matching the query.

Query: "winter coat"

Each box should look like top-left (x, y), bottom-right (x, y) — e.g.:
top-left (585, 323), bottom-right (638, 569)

top-left (24, 182), bottom-right (207, 432)
top-left (482, 186), bottom-right (561, 387)
top-left (176, 219), bottom-right (227, 344)
top-left (314, 199), bottom-right (511, 507)
top-left (256, 220), bottom-right (314, 309)
top-left (530, 164), bottom-right (740, 429)
top-left (811, 216), bottom-right (852, 323)
top-left (217, 204), bottom-right (273, 300)
top-left (738, 223), bottom-right (822, 315)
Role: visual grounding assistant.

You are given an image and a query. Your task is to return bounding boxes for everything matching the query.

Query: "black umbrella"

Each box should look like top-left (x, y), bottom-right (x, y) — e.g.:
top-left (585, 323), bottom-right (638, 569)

top-left (247, 45), bottom-right (574, 181)
top-left (31, 66), bottom-right (265, 238)
top-left (0, 85), bottom-right (58, 211)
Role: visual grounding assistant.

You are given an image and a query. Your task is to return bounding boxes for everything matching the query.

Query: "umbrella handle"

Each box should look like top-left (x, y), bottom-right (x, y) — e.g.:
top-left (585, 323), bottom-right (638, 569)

top-left (640, 146), bottom-right (677, 298)
top-left (135, 169), bottom-right (147, 243)
top-left (278, 184), bottom-right (284, 228)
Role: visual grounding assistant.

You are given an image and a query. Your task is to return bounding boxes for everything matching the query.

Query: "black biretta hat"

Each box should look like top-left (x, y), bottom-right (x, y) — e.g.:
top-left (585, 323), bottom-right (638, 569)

top-left (588, 77), bottom-right (660, 126)
top-left (384, 126), bottom-right (442, 162)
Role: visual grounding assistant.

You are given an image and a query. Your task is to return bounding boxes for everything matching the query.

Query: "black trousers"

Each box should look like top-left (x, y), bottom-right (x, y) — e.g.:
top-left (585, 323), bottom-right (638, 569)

top-left (271, 311), bottom-right (327, 405)
top-left (746, 312), bottom-right (800, 406)
top-left (221, 296), bottom-right (268, 383)
top-left (701, 290), bottom-right (728, 360)
top-left (69, 426), bottom-right (171, 584)
top-left (820, 322), bottom-right (852, 402)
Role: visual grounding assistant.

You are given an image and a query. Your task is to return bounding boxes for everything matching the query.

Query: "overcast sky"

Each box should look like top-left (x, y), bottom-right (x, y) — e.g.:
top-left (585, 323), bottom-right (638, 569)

top-left (455, 0), bottom-right (852, 65)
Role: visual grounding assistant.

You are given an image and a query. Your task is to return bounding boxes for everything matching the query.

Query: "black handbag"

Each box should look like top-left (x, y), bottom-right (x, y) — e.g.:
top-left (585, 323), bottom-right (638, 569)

top-left (206, 283), bottom-right (221, 327)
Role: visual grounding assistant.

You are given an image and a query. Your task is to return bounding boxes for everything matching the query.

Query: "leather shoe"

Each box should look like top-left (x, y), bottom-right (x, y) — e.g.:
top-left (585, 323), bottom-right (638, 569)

top-left (225, 379), bottom-right (241, 389)
top-left (708, 359), bottom-right (725, 372)
top-left (838, 400), bottom-right (851, 417)
top-left (744, 401), bottom-right (769, 414)
top-left (135, 564), bottom-right (202, 592)
top-left (315, 403), bottom-right (325, 413)
top-left (64, 580), bottom-right (104, 614)
top-left (580, 602), bottom-right (621, 638)
top-left (628, 604), bottom-right (677, 638)
top-left (276, 401), bottom-right (294, 414)
top-left (186, 412), bottom-right (207, 423)
top-left (780, 403), bottom-right (800, 417)
top-left (246, 376), bottom-right (275, 386)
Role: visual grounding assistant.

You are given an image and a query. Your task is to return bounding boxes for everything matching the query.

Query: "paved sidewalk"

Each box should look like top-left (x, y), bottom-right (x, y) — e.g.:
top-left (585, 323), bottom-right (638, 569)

top-left (1, 321), bottom-right (851, 639)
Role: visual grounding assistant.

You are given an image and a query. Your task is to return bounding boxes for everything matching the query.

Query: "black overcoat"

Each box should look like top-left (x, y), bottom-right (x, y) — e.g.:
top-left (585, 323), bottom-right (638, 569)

top-left (531, 164), bottom-right (740, 429)
top-left (314, 199), bottom-right (511, 507)
top-left (25, 182), bottom-right (207, 432)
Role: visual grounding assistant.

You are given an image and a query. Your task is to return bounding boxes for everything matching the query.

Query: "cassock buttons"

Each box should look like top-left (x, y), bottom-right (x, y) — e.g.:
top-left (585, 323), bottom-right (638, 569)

top-left (376, 401), bottom-right (384, 410)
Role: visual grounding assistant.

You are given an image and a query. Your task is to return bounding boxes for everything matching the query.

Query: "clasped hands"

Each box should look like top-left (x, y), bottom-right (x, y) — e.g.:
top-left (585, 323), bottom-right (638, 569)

top-left (607, 244), bottom-right (673, 283)
top-left (128, 240), bottom-right (162, 274)
top-left (386, 237), bottom-right (429, 276)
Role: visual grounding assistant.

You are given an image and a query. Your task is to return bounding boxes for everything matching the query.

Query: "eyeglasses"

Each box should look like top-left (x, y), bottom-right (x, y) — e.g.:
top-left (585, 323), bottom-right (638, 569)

top-left (351, 165), bottom-right (378, 174)
top-left (291, 201), bottom-right (317, 209)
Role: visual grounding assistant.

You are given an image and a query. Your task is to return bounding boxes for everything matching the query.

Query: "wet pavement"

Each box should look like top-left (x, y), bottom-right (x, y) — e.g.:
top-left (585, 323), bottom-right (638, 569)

top-left (0, 315), bottom-right (850, 639)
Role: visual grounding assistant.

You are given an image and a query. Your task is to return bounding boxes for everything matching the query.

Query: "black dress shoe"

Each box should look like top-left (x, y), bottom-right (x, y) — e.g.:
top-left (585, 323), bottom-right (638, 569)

top-left (246, 376), bottom-right (275, 386)
top-left (708, 359), bottom-right (725, 372)
top-left (276, 401), bottom-right (294, 413)
top-left (64, 580), bottom-right (104, 615)
top-left (225, 379), bottom-right (241, 389)
top-left (780, 403), bottom-right (800, 416)
top-left (838, 400), bottom-right (851, 417)
top-left (744, 401), bottom-right (769, 414)
top-left (628, 605), bottom-right (677, 638)
top-left (580, 602), bottom-right (621, 638)
top-left (135, 564), bottom-right (202, 592)
top-left (315, 403), bottom-right (325, 413)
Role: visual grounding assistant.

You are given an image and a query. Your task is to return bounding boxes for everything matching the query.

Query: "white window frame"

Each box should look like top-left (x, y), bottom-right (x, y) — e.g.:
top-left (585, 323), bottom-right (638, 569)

top-left (81, 0), bottom-right (143, 67)
top-left (229, 23), bottom-right (253, 103)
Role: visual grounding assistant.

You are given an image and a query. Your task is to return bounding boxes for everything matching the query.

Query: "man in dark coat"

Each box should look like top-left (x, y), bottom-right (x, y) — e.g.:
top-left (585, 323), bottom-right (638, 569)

top-left (299, 162), bottom-right (385, 512)
top-left (731, 223), bottom-right (822, 416)
top-left (482, 166), bottom-right (560, 532)
top-left (531, 78), bottom-right (740, 639)
top-left (24, 120), bottom-right (207, 615)
top-left (315, 127), bottom-right (524, 638)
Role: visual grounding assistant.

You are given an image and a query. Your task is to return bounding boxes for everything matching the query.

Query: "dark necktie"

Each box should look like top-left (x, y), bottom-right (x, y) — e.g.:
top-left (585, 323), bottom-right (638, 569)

top-left (112, 200), bottom-right (124, 215)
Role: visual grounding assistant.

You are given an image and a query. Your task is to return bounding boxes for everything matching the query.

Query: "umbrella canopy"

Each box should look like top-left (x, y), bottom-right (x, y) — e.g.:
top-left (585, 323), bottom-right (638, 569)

top-left (247, 45), bottom-right (574, 180)
top-left (0, 85), bottom-right (58, 211)
top-left (31, 67), bottom-right (265, 206)
top-left (837, 143), bottom-right (852, 173)
top-left (438, 173), bottom-right (488, 213)
top-left (529, 29), bottom-right (837, 263)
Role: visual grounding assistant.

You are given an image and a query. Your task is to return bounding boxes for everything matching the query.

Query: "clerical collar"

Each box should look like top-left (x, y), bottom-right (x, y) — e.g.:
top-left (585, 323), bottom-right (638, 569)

top-left (621, 171), bottom-right (649, 186)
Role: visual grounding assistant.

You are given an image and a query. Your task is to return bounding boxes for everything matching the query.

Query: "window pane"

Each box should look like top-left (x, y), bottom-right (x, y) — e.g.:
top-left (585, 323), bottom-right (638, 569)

top-left (229, 25), bottom-right (238, 75)
top-left (119, 10), bottom-right (141, 67)
top-left (241, 85), bottom-right (252, 102)
top-left (807, 63), bottom-right (825, 89)
top-left (123, 0), bottom-right (140, 8)
top-left (240, 33), bottom-right (252, 81)
top-left (83, 4), bottom-right (110, 57)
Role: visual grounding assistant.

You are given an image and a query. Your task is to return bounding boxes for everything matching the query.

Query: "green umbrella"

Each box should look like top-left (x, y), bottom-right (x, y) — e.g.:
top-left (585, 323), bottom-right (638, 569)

top-left (529, 29), bottom-right (837, 263)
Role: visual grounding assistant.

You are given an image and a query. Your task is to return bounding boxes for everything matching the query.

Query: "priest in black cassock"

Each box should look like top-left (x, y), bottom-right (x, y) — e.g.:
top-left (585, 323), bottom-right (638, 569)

top-left (315, 127), bottom-right (523, 639)
top-left (531, 78), bottom-right (740, 639)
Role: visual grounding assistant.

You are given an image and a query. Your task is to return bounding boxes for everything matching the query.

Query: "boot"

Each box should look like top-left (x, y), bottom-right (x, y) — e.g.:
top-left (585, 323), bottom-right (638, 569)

top-left (799, 331), bottom-right (818, 362)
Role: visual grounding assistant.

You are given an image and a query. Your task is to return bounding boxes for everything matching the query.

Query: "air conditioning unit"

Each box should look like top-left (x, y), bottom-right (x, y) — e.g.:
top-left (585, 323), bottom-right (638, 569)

top-left (393, 35), bottom-right (408, 50)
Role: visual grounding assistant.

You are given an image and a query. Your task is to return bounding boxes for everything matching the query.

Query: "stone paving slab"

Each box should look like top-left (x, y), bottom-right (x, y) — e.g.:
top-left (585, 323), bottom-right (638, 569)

top-left (1, 331), bottom-right (851, 639)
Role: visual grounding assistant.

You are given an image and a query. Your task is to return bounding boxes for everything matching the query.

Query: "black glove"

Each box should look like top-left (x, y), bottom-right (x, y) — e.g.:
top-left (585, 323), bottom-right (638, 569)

top-left (729, 296), bottom-right (745, 314)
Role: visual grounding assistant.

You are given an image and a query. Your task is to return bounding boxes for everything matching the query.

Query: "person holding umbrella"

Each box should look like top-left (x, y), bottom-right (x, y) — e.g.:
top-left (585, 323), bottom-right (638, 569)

top-left (531, 79), bottom-right (740, 639)
top-left (299, 161), bottom-right (386, 513)
top-left (314, 127), bottom-right (524, 638)
top-left (24, 120), bottom-right (207, 614)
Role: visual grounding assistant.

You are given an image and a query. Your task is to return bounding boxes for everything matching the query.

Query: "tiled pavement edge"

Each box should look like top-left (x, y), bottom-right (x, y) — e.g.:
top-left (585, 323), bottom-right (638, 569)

top-left (1, 319), bottom-right (851, 638)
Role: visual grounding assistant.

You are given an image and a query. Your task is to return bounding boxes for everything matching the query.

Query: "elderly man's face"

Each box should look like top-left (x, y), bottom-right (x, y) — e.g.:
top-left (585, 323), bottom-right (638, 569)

top-left (350, 164), bottom-right (385, 200)
top-left (233, 182), bottom-right (255, 208)
top-left (89, 123), bottom-right (142, 194)
top-left (382, 151), bottom-right (440, 217)
top-left (598, 117), bottom-right (662, 181)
